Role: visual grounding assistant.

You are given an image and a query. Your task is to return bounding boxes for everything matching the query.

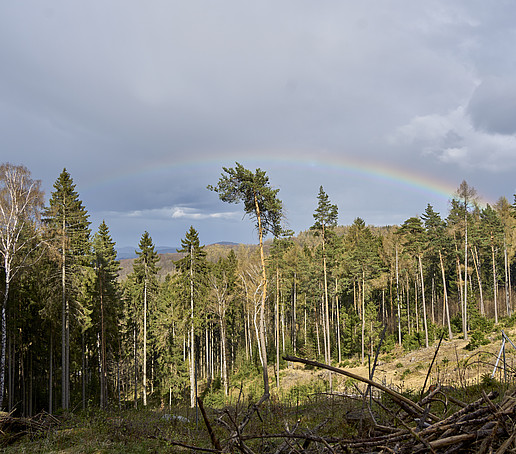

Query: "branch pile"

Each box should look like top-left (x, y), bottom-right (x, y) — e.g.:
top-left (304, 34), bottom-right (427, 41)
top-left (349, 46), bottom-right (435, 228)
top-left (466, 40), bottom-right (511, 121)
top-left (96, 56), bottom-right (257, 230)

top-left (0, 411), bottom-right (60, 446)
top-left (276, 356), bottom-right (516, 453)
top-left (188, 356), bottom-right (516, 453)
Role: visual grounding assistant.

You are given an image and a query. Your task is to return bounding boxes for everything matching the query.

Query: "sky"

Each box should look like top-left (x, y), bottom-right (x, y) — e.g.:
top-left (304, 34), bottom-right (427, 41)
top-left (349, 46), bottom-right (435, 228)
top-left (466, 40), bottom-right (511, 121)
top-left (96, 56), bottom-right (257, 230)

top-left (2, 1), bottom-right (516, 249)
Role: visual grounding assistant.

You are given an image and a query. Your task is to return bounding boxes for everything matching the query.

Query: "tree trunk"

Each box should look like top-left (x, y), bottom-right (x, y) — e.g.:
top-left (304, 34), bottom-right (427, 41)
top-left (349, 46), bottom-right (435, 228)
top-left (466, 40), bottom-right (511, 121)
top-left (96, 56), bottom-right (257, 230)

top-left (361, 276), bottom-right (365, 365)
top-left (439, 250), bottom-right (453, 339)
top-left (322, 233), bottom-right (331, 366)
top-left (143, 279), bottom-right (148, 407)
top-left (189, 246), bottom-right (196, 409)
top-left (492, 243), bottom-right (498, 324)
top-left (292, 274), bottom-right (297, 356)
top-left (61, 227), bottom-right (67, 411)
top-left (254, 193), bottom-right (270, 399)
top-left (396, 246), bottom-right (402, 345)
top-left (505, 237), bottom-right (510, 317)
top-left (418, 255), bottom-right (429, 348)
top-left (276, 266), bottom-right (280, 389)
top-left (336, 280), bottom-right (341, 364)
top-left (0, 280), bottom-right (9, 409)
top-left (463, 220), bottom-right (468, 340)
top-left (49, 331), bottom-right (53, 414)
top-left (220, 317), bottom-right (228, 397)
top-left (133, 324), bottom-right (138, 409)
top-left (471, 246), bottom-right (484, 315)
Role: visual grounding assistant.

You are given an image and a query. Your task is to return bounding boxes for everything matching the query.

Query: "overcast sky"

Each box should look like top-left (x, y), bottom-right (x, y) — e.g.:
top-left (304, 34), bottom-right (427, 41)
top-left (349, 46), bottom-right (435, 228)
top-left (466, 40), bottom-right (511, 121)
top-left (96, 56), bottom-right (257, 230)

top-left (2, 1), bottom-right (516, 248)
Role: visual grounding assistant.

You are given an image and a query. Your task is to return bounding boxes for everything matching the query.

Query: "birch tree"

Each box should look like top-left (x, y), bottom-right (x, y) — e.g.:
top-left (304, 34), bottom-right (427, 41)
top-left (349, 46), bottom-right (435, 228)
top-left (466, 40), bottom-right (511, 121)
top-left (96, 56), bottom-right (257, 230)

top-left (0, 163), bottom-right (44, 409)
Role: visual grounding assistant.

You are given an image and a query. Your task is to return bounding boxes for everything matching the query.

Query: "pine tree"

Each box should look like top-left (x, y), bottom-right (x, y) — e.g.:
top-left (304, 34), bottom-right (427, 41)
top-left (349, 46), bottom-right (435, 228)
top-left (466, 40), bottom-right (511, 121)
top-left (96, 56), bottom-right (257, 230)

top-left (398, 216), bottom-right (429, 347)
top-left (209, 163), bottom-right (283, 403)
top-left (422, 204), bottom-right (453, 338)
top-left (43, 168), bottom-right (90, 411)
top-left (345, 218), bottom-right (383, 363)
top-left (311, 187), bottom-right (338, 366)
top-left (481, 205), bottom-right (504, 322)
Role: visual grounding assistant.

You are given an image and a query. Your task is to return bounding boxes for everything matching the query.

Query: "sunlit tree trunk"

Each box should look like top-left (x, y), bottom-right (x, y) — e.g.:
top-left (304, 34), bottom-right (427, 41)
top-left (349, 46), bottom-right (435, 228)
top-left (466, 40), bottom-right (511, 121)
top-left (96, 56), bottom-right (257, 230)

top-left (471, 246), bottom-right (484, 316)
top-left (492, 242), bottom-right (498, 324)
top-left (439, 250), bottom-right (453, 339)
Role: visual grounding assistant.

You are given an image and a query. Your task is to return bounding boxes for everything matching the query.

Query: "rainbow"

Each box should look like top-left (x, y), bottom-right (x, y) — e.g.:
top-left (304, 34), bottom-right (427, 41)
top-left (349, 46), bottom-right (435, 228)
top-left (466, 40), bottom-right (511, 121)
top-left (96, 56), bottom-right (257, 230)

top-left (85, 151), bottom-right (466, 203)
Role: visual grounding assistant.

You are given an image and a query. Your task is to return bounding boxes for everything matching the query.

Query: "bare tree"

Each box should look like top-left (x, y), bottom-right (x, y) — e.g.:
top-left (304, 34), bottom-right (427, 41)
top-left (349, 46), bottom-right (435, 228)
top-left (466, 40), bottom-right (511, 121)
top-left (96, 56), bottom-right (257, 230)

top-left (0, 163), bottom-right (44, 409)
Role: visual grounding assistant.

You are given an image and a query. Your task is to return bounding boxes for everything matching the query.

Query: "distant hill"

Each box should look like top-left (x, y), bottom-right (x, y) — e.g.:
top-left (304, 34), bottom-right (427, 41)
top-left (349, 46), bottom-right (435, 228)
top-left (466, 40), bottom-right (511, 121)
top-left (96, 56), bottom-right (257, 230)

top-left (116, 245), bottom-right (180, 260)
top-left (116, 242), bottom-right (240, 260)
top-left (117, 242), bottom-right (244, 280)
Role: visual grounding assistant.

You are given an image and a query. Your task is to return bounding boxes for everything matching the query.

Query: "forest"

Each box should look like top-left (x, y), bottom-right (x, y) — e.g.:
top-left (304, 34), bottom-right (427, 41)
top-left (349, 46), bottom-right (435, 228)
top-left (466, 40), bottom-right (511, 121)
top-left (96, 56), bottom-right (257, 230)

top-left (1, 161), bottom-right (516, 418)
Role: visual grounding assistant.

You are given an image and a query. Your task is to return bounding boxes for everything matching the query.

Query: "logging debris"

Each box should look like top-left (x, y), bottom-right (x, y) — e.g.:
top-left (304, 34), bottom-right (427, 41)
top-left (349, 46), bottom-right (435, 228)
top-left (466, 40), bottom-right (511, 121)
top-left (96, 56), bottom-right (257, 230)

top-left (0, 411), bottom-right (60, 447)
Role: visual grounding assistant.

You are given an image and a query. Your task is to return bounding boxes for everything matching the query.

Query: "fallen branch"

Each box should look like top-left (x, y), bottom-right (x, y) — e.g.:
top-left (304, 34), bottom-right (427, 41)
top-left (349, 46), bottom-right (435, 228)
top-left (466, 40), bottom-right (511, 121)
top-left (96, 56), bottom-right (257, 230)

top-left (283, 355), bottom-right (440, 423)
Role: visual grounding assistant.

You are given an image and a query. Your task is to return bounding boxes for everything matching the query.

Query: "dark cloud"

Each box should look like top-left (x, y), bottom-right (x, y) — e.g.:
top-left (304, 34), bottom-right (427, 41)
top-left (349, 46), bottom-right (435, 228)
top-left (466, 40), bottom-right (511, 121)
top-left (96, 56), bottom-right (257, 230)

top-left (467, 77), bottom-right (516, 135)
top-left (1, 2), bottom-right (516, 246)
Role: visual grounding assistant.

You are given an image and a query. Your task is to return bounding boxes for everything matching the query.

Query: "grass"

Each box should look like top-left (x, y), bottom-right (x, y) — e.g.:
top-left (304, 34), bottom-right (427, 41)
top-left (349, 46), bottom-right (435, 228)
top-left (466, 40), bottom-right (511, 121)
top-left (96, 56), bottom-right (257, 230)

top-left (3, 373), bottom-right (514, 454)
top-left (6, 320), bottom-right (516, 452)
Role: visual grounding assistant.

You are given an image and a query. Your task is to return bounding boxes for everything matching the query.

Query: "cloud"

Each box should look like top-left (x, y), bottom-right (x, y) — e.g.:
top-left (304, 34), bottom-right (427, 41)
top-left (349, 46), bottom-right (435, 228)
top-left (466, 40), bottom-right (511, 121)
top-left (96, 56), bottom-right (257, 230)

top-left (104, 206), bottom-right (238, 221)
top-left (391, 102), bottom-right (516, 172)
top-left (467, 76), bottom-right (516, 135)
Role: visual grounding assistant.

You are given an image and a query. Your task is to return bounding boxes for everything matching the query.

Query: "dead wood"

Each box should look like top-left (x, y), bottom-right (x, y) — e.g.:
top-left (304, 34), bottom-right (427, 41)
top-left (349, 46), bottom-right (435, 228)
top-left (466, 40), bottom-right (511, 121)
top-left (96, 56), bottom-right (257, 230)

top-left (0, 411), bottom-right (60, 446)
top-left (284, 355), bottom-right (440, 423)
top-left (197, 397), bottom-right (223, 452)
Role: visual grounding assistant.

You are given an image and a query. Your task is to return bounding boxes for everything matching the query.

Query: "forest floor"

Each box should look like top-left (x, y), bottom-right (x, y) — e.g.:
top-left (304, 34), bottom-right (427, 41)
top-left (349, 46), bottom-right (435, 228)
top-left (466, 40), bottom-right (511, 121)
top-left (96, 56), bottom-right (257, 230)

top-left (3, 327), bottom-right (516, 453)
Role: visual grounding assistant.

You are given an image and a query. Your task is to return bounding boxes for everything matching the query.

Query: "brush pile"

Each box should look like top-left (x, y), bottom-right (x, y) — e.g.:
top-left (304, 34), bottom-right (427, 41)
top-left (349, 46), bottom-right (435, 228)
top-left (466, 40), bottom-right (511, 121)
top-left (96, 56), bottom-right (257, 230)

top-left (189, 356), bottom-right (516, 453)
top-left (0, 411), bottom-right (60, 446)
top-left (264, 357), bottom-right (516, 453)
top-left (330, 387), bottom-right (515, 453)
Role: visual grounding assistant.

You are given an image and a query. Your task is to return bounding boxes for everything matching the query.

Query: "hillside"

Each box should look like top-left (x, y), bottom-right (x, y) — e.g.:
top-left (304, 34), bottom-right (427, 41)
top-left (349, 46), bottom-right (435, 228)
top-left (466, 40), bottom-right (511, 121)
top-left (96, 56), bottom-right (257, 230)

top-left (275, 327), bottom-right (516, 398)
top-left (117, 242), bottom-right (248, 280)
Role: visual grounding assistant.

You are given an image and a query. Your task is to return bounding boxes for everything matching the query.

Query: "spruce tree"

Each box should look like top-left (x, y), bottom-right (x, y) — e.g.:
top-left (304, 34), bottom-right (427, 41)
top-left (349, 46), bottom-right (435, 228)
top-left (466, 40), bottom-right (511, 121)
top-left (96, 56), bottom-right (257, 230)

top-left (176, 226), bottom-right (207, 408)
top-left (131, 231), bottom-right (160, 407)
top-left (91, 221), bottom-right (120, 409)
top-left (43, 168), bottom-right (90, 411)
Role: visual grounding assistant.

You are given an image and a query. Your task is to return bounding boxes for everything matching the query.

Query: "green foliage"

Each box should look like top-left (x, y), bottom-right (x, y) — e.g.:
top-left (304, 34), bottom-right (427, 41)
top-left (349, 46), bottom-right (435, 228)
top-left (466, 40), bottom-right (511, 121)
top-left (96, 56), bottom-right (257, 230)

top-left (286, 379), bottom-right (328, 403)
top-left (465, 330), bottom-right (490, 350)
top-left (208, 162), bottom-right (283, 238)
top-left (402, 331), bottom-right (425, 351)
top-left (311, 186), bottom-right (338, 237)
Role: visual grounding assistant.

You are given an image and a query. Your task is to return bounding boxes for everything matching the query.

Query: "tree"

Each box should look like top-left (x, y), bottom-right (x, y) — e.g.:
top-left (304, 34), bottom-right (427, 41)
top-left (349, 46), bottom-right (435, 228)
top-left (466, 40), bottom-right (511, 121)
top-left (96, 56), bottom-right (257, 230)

top-left (421, 204), bottom-right (453, 339)
top-left (131, 231), bottom-right (160, 407)
top-left (208, 249), bottom-right (236, 397)
top-left (0, 163), bottom-right (44, 409)
top-left (398, 216), bottom-right (429, 348)
top-left (91, 221), bottom-right (120, 409)
top-left (453, 180), bottom-right (478, 340)
top-left (344, 218), bottom-right (383, 363)
top-left (481, 205), bottom-right (504, 323)
top-left (208, 163), bottom-right (283, 402)
top-left (268, 230), bottom-right (294, 388)
top-left (310, 186), bottom-right (338, 366)
top-left (43, 168), bottom-right (90, 411)
top-left (176, 226), bottom-right (207, 408)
